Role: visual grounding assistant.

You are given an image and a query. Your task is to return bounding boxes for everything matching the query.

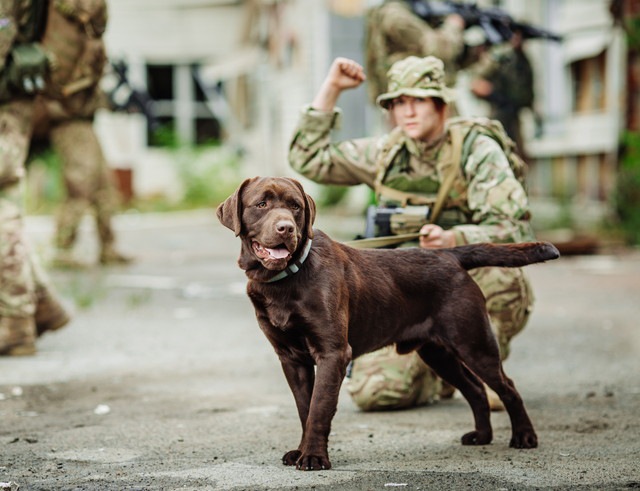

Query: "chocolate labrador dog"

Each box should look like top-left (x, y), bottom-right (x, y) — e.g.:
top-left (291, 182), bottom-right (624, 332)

top-left (217, 176), bottom-right (559, 471)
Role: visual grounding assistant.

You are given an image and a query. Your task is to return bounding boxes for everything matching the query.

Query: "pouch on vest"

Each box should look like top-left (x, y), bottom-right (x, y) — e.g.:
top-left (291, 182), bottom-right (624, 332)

top-left (0, 43), bottom-right (50, 101)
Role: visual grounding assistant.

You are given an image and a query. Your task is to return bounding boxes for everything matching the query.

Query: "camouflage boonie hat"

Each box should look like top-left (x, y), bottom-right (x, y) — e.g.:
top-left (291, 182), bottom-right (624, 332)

top-left (376, 55), bottom-right (455, 108)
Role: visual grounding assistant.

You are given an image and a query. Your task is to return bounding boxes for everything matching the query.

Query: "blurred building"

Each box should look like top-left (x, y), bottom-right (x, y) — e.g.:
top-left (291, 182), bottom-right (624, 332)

top-left (97, 0), bottom-right (627, 231)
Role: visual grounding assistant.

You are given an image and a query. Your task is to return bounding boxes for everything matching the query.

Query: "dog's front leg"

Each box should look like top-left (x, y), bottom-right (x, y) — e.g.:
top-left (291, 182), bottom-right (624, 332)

top-left (279, 359), bottom-right (315, 467)
top-left (293, 350), bottom-right (351, 471)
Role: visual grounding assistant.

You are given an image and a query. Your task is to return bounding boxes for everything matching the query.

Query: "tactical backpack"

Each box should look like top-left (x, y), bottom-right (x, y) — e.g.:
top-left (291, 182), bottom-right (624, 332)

top-left (448, 115), bottom-right (528, 188)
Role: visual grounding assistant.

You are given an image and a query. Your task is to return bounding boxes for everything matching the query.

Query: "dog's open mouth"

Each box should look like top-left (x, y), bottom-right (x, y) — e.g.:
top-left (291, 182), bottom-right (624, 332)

top-left (252, 241), bottom-right (292, 264)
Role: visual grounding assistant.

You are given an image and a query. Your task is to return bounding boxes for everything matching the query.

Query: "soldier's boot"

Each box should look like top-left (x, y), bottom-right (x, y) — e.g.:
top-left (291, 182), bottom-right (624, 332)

top-left (439, 381), bottom-right (456, 400)
top-left (34, 287), bottom-right (72, 337)
top-left (485, 384), bottom-right (505, 412)
top-left (99, 242), bottom-right (133, 266)
top-left (51, 248), bottom-right (90, 269)
top-left (97, 209), bottom-right (132, 266)
top-left (52, 200), bottom-right (89, 269)
top-left (0, 317), bottom-right (37, 356)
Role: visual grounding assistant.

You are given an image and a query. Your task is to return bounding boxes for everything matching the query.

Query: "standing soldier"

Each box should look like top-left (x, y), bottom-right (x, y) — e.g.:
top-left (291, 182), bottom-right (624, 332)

top-left (470, 28), bottom-right (535, 157)
top-left (0, 0), bottom-right (71, 355)
top-left (364, 0), bottom-right (466, 107)
top-left (35, 0), bottom-right (131, 267)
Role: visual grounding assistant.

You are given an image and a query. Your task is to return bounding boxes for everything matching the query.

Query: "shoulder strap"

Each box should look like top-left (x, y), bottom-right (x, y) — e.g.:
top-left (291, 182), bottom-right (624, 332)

top-left (429, 126), bottom-right (464, 224)
top-left (373, 127), bottom-right (404, 192)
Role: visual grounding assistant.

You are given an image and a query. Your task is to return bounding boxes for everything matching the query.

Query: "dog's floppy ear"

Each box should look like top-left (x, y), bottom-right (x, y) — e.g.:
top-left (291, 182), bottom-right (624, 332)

top-left (216, 177), bottom-right (256, 236)
top-left (289, 178), bottom-right (316, 238)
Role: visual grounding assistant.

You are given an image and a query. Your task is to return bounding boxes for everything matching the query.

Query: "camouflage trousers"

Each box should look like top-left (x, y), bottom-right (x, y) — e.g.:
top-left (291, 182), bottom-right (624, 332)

top-left (1, 100), bottom-right (37, 321)
top-left (346, 266), bottom-right (534, 411)
top-left (0, 100), bottom-right (71, 354)
top-left (50, 119), bottom-right (120, 252)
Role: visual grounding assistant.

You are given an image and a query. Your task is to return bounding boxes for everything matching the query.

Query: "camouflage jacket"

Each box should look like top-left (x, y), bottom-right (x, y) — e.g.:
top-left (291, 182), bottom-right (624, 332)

top-left (288, 106), bottom-right (535, 245)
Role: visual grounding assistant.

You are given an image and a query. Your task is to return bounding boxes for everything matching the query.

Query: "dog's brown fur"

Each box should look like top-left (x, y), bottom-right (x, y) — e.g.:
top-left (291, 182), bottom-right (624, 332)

top-left (217, 176), bottom-right (559, 471)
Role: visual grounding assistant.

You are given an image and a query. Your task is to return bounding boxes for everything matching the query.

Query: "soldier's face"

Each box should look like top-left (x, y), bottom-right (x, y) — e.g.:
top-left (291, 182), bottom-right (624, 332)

top-left (389, 96), bottom-right (445, 142)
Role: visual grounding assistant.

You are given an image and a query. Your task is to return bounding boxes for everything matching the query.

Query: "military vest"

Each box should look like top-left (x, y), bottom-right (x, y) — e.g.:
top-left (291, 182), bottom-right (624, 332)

top-left (373, 116), bottom-right (528, 232)
top-left (39, 0), bottom-right (107, 116)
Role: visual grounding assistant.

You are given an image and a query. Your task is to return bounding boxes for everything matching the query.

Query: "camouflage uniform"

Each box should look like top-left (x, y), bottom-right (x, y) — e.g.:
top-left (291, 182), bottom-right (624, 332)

top-left (33, 0), bottom-right (130, 267)
top-left (0, 0), bottom-right (71, 356)
top-left (288, 56), bottom-right (535, 411)
top-left (471, 43), bottom-right (534, 156)
top-left (365, 0), bottom-right (465, 105)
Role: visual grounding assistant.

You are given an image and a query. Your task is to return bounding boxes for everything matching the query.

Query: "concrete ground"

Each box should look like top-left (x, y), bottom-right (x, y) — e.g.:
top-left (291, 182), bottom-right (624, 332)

top-left (1, 209), bottom-right (639, 490)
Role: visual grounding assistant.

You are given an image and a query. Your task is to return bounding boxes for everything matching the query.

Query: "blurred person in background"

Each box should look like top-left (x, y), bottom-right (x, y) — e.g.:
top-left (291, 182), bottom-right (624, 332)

top-left (0, 0), bottom-right (71, 356)
top-left (33, 0), bottom-right (131, 268)
top-left (470, 28), bottom-right (535, 157)
top-left (364, 0), bottom-right (467, 109)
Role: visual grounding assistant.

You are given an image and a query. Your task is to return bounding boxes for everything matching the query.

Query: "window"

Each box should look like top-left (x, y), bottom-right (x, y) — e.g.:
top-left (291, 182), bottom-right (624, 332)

top-left (571, 52), bottom-right (607, 113)
top-left (145, 63), bottom-right (222, 147)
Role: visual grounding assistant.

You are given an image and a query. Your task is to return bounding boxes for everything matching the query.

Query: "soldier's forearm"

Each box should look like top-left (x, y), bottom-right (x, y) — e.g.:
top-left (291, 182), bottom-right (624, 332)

top-left (311, 79), bottom-right (343, 113)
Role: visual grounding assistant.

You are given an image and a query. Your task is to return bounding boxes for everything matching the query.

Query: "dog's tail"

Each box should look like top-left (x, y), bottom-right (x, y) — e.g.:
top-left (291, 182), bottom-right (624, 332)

top-left (446, 241), bottom-right (560, 271)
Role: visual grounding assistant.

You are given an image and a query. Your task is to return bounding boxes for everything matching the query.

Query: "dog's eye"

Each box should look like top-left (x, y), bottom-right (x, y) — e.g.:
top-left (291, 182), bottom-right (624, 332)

top-left (256, 201), bottom-right (267, 208)
top-left (290, 202), bottom-right (300, 211)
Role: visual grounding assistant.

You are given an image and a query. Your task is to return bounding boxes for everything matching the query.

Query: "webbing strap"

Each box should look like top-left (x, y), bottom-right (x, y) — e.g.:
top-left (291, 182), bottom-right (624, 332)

top-left (343, 232), bottom-right (428, 249)
top-left (429, 126), bottom-right (463, 225)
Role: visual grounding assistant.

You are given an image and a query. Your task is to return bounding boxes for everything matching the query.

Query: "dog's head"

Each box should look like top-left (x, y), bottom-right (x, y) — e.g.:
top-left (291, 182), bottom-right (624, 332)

top-left (217, 176), bottom-right (316, 272)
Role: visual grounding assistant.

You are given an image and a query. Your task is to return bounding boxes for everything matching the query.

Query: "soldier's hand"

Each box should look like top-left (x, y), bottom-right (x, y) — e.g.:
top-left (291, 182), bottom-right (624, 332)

top-left (311, 57), bottom-right (366, 112)
top-left (419, 224), bottom-right (456, 249)
top-left (326, 57), bottom-right (366, 91)
top-left (470, 77), bottom-right (493, 98)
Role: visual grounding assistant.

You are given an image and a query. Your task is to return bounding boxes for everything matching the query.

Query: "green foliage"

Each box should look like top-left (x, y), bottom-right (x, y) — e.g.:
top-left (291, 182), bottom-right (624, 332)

top-left (624, 16), bottom-right (640, 51)
top-left (25, 136), bottom-right (244, 214)
top-left (25, 148), bottom-right (66, 214)
top-left (317, 185), bottom-right (349, 207)
top-left (174, 143), bottom-right (244, 209)
top-left (615, 131), bottom-right (640, 245)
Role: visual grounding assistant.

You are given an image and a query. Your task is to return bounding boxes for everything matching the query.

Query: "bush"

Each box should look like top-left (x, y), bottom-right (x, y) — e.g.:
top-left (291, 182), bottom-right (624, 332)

top-left (615, 131), bottom-right (640, 245)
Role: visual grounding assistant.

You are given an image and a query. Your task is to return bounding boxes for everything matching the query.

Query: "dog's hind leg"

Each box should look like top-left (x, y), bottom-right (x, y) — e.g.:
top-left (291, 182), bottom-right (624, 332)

top-left (417, 342), bottom-right (493, 446)
top-left (461, 354), bottom-right (538, 449)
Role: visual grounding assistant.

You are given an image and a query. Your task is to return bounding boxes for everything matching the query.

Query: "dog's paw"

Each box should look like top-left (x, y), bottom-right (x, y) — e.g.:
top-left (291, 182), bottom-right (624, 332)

top-left (282, 450), bottom-right (301, 466)
top-left (510, 430), bottom-right (538, 449)
top-left (461, 430), bottom-right (492, 446)
top-left (295, 453), bottom-right (332, 471)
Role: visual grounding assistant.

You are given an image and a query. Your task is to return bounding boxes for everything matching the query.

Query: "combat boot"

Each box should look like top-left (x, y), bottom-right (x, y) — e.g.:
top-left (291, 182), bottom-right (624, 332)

top-left (0, 317), bottom-right (37, 356)
top-left (51, 248), bottom-right (90, 270)
top-left (99, 244), bottom-right (133, 266)
top-left (34, 288), bottom-right (72, 336)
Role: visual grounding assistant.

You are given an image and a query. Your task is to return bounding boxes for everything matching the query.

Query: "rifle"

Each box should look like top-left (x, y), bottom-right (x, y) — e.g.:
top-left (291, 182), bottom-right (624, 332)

top-left (106, 60), bottom-right (160, 131)
top-left (408, 0), bottom-right (562, 45)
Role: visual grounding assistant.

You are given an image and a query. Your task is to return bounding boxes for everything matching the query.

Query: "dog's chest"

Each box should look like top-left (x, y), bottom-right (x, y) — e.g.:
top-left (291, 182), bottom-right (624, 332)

top-left (249, 291), bottom-right (296, 330)
top-left (264, 302), bottom-right (294, 330)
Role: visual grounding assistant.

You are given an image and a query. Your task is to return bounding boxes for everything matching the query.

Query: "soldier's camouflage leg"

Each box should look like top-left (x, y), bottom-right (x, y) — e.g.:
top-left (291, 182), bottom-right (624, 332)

top-left (95, 185), bottom-right (132, 265)
top-left (346, 346), bottom-right (441, 411)
top-left (0, 317), bottom-right (37, 356)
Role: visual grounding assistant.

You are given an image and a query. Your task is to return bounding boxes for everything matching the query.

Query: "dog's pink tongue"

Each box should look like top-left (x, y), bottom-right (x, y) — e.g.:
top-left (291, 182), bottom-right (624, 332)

top-left (267, 247), bottom-right (289, 259)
